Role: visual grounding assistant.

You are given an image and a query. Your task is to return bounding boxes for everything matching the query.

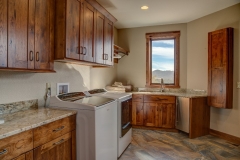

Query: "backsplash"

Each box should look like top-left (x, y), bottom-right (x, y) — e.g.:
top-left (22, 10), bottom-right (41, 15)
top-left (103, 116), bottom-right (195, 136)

top-left (0, 99), bottom-right (38, 115)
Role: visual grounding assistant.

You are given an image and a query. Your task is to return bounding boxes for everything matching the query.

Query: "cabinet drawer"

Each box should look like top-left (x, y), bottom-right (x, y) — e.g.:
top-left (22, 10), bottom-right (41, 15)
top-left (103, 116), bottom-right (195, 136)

top-left (33, 115), bottom-right (76, 148)
top-left (144, 95), bottom-right (176, 103)
top-left (133, 94), bottom-right (144, 102)
top-left (0, 130), bottom-right (33, 160)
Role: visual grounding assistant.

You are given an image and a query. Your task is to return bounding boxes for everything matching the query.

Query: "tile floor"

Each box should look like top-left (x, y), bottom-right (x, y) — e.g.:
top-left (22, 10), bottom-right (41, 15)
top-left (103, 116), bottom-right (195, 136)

top-left (119, 129), bottom-right (240, 160)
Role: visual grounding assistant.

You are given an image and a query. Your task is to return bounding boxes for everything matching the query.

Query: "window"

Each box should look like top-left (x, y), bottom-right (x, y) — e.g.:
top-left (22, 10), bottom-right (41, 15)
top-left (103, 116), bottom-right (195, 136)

top-left (146, 31), bottom-right (180, 88)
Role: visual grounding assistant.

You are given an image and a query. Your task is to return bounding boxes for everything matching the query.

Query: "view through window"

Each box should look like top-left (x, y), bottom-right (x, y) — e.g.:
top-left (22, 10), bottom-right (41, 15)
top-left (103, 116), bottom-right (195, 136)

top-left (146, 31), bottom-right (180, 88)
top-left (151, 39), bottom-right (175, 84)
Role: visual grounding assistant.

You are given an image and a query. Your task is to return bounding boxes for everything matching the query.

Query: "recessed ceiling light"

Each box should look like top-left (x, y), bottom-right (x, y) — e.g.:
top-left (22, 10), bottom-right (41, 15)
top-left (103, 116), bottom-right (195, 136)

top-left (141, 6), bottom-right (148, 10)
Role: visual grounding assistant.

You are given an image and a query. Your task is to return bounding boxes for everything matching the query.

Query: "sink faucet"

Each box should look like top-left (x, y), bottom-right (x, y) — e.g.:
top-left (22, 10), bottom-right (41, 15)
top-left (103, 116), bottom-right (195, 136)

top-left (159, 78), bottom-right (164, 92)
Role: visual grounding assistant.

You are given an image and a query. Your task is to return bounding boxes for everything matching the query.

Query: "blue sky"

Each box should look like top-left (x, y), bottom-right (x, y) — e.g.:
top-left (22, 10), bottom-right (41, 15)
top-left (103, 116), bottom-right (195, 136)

top-left (152, 39), bottom-right (174, 71)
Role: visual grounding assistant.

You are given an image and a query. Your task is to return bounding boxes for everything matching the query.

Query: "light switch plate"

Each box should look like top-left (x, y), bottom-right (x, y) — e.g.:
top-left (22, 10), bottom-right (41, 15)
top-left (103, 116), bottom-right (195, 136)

top-left (237, 82), bottom-right (240, 89)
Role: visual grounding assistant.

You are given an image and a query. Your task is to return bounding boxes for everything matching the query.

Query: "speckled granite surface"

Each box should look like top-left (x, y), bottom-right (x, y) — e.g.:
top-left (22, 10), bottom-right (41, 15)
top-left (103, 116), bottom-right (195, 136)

top-left (132, 88), bottom-right (207, 98)
top-left (0, 108), bottom-right (77, 139)
top-left (0, 99), bottom-right (38, 114)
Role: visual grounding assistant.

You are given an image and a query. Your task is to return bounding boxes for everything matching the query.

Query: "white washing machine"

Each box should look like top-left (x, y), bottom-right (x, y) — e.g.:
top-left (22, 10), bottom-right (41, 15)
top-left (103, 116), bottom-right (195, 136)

top-left (84, 89), bottom-right (132, 157)
top-left (49, 92), bottom-right (118, 160)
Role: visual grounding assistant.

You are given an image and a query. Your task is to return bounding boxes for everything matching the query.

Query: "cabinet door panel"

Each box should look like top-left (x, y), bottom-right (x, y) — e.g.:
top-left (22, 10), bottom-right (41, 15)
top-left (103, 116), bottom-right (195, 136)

top-left (155, 104), bottom-right (162, 127)
top-left (95, 11), bottom-right (104, 64)
top-left (34, 0), bottom-right (51, 70)
top-left (8, 0), bottom-right (28, 68)
top-left (104, 18), bottom-right (113, 65)
top-left (66, 0), bottom-right (80, 60)
top-left (132, 102), bottom-right (144, 125)
top-left (0, 0), bottom-right (7, 67)
top-left (143, 103), bottom-right (156, 127)
top-left (33, 133), bottom-right (72, 160)
top-left (27, 0), bottom-right (35, 69)
top-left (82, 2), bottom-right (95, 62)
top-left (161, 103), bottom-right (175, 128)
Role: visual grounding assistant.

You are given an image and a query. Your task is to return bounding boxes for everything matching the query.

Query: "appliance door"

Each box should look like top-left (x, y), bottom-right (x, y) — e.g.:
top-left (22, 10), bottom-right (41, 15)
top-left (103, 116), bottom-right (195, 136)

top-left (121, 98), bottom-right (132, 137)
top-left (176, 97), bottom-right (189, 133)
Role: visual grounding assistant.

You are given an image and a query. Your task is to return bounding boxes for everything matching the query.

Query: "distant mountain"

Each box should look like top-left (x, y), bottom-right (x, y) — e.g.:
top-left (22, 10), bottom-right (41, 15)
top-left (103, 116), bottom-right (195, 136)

top-left (152, 70), bottom-right (174, 83)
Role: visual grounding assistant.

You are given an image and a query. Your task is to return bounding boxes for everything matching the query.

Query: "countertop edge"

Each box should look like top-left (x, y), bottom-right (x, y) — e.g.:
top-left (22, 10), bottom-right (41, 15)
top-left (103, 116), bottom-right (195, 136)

top-left (0, 110), bottom-right (76, 140)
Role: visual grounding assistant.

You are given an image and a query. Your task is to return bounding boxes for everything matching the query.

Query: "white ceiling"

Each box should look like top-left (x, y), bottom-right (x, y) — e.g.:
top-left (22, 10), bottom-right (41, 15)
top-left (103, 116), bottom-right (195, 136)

top-left (96, 0), bottom-right (240, 29)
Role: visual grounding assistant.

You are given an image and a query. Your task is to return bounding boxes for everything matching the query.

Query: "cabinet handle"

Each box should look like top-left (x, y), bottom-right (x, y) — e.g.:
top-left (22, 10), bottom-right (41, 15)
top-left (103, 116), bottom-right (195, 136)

top-left (80, 46), bottom-right (83, 54)
top-left (83, 47), bottom-right (87, 55)
top-left (53, 126), bottom-right (64, 132)
top-left (0, 149), bottom-right (8, 155)
top-left (76, 47), bottom-right (79, 54)
top-left (53, 139), bottom-right (64, 146)
top-left (29, 51), bottom-right (34, 61)
top-left (36, 52), bottom-right (39, 61)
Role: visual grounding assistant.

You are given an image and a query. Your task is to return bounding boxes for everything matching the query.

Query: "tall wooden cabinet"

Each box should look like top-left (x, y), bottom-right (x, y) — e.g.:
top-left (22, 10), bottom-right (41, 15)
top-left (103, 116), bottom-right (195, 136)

top-left (0, 0), bottom-right (55, 72)
top-left (208, 28), bottom-right (233, 109)
top-left (55, 0), bottom-right (116, 66)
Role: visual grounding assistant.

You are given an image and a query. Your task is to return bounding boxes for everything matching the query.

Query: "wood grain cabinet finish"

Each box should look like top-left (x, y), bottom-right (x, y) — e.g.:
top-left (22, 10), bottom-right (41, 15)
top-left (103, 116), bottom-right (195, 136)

top-left (33, 115), bottom-right (76, 148)
top-left (0, 130), bottom-right (33, 160)
top-left (208, 27), bottom-right (233, 109)
top-left (55, 0), bottom-right (115, 66)
top-left (0, 0), bottom-right (54, 72)
top-left (33, 132), bottom-right (73, 160)
top-left (13, 151), bottom-right (33, 160)
top-left (132, 94), bottom-right (176, 129)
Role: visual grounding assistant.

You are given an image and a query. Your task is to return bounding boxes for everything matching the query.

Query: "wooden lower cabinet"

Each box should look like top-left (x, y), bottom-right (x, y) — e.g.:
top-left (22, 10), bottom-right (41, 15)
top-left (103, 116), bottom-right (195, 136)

top-left (132, 94), bottom-right (176, 129)
top-left (132, 101), bottom-right (144, 125)
top-left (0, 115), bottom-right (76, 160)
top-left (13, 151), bottom-right (33, 160)
top-left (33, 132), bottom-right (75, 160)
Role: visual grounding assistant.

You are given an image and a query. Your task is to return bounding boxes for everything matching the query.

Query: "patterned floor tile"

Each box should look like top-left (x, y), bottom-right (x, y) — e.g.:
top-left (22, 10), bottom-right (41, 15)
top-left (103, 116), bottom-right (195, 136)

top-left (119, 129), bottom-right (240, 160)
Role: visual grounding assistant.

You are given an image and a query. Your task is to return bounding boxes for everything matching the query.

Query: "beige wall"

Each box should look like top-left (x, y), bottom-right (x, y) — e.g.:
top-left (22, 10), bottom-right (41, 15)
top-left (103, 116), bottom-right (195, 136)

top-left (0, 62), bottom-right (91, 106)
top-left (117, 24), bottom-right (188, 88)
top-left (187, 4), bottom-right (240, 137)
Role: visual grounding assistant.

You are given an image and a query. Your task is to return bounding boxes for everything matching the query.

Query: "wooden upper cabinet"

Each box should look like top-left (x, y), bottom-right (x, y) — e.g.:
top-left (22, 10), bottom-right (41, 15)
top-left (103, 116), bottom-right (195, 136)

top-left (208, 28), bottom-right (233, 109)
top-left (104, 18), bottom-right (113, 65)
top-left (95, 11), bottom-right (105, 64)
top-left (34, 0), bottom-right (54, 70)
top-left (55, 0), bottom-right (116, 66)
top-left (65, 0), bottom-right (81, 60)
top-left (8, 0), bottom-right (28, 69)
top-left (0, 0), bottom-right (54, 72)
top-left (0, 0), bottom-right (7, 68)
top-left (82, 1), bottom-right (95, 62)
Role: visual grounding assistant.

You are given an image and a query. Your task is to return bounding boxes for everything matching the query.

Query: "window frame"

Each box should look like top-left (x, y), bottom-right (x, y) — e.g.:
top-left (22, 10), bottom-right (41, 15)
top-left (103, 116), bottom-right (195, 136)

top-left (146, 31), bottom-right (180, 88)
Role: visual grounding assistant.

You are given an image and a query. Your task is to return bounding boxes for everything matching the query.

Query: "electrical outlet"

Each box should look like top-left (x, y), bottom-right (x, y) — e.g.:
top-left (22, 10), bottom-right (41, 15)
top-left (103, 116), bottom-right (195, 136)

top-left (237, 82), bottom-right (240, 89)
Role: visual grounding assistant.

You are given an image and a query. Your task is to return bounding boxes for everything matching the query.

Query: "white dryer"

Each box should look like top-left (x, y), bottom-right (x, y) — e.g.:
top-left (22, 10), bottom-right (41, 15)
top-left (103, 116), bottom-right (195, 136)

top-left (84, 89), bottom-right (132, 157)
top-left (49, 92), bottom-right (118, 160)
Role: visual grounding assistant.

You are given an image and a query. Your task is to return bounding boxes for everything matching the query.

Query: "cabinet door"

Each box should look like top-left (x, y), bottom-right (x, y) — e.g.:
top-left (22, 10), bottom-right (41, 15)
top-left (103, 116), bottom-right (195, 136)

top-left (161, 103), bottom-right (176, 128)
top-left (143, 103), bottom-right (156, 127)
top-left (208, 28), bottom-right (233, 108)
top-left (132, 102), bottom-right (144, 125)
top-left (104, 18), bottom-right (113, 65)
top-left (95, 11), bottom-right (104, 64)
top-left (82, 1), bottom-right (95, 62)
top-left (8, 0), bottom-right (28, 69)
top-left (13, 151), bottom-right (33, 160)
top-left (33, 132), bottom-right (72, 160)
top-left (66, 0), bottom-right (81, 60)
top-left (34, 0), bottom-right (53, 70)
top-left (0, 0), bottom-right (7, 67)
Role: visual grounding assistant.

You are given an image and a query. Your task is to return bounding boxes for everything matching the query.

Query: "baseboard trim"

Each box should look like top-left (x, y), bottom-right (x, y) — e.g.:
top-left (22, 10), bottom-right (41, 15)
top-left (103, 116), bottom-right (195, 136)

top-left (132, 126), bottom-right (178, 132)
top-left (209, 129), bottom-right (240, 145)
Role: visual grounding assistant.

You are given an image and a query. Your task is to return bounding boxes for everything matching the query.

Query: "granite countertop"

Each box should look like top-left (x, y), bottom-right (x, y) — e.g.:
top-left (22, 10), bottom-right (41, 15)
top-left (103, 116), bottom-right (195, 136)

top-left (131, 88), bottom-right (207, 98)
top-left (0, 108), bottom-right (77, 140)
top-left (132, 91), bottom-right (207, 98)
